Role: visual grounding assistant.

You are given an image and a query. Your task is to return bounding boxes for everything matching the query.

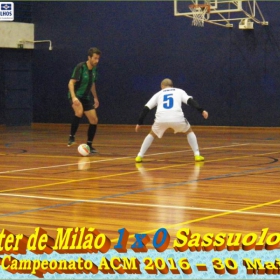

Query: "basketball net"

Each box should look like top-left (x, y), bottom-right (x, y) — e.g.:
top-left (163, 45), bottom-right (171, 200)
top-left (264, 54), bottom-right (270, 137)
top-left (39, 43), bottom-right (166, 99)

top-left (189, 4), bottom-right (210, 27)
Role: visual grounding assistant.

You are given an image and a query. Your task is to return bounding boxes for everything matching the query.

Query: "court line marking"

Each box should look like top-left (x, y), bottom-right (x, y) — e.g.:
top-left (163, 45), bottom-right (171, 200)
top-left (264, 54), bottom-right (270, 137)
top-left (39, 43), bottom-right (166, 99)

top-left (1, 136), bottom-right (279, 234)
top-left (110, 198), bottom-right (280, 242)
top-left (0, 143), bottom-right (249, 175)
top-left (0, 156), bottom-right (128, 175)
top-left (145, 143), bottom-right (249, 157)
top-left (0, 154), bottom-right (85, 159)
top-left (0, 160), bottom-right (279, 220)
top-left (0, 175), bottom-right (67, 181)
top-left (0, 197), bottom-right (279, 239)
top-left (0, 193), bottom-right (279, 218)
top-left (0, 149), bottom-right (279, 194)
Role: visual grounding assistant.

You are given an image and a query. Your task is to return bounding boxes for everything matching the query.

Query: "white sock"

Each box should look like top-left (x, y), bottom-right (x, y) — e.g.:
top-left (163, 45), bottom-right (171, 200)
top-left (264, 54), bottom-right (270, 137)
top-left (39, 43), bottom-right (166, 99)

top-left (138, 134), bottom-right (154, 157)
top-left (187, 132), bottom-right (200, 156)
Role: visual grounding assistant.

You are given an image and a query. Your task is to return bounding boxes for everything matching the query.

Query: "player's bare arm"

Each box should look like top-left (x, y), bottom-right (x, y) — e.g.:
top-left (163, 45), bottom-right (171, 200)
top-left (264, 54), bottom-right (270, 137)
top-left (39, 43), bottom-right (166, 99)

top-left (68, 79), bottom-right (80, 106)
top-left (91, 83), bottom-right (99, 109)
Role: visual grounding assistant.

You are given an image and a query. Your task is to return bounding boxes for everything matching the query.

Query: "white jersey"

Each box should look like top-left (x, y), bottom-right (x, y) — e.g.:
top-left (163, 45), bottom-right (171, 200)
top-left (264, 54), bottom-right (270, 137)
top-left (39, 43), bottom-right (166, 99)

top-left (145, 87), bottom-right (192, 123)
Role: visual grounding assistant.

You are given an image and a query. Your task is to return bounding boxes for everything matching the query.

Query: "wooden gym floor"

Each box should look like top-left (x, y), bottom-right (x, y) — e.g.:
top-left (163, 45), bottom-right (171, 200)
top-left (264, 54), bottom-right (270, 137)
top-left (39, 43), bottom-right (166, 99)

top-left (0, 124), bottom-right (279, 247)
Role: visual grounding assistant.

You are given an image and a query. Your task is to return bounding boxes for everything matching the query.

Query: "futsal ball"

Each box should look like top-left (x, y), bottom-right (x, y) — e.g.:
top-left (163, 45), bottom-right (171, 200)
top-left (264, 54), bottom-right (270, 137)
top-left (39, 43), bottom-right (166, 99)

top-left (78, 144), bottom-right (90, 157)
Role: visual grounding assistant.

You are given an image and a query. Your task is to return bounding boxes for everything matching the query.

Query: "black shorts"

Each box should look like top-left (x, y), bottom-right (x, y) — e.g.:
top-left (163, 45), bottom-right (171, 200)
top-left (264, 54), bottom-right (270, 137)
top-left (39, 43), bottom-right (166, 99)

top-left (69, 98), bottom-right (95, 111)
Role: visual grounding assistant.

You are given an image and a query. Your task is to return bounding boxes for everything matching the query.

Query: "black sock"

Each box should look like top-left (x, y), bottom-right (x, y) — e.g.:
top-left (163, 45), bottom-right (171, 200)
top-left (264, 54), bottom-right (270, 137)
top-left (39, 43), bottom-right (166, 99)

top-left (70, 116), bottom-right (81, 136)
top-left (87, 124), bottom-right (97, 146)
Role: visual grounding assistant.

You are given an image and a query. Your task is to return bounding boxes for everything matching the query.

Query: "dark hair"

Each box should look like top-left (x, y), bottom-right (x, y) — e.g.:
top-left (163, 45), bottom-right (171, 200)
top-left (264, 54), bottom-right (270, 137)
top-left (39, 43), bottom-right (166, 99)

top-left (88, 47), bottom-right (101, 57)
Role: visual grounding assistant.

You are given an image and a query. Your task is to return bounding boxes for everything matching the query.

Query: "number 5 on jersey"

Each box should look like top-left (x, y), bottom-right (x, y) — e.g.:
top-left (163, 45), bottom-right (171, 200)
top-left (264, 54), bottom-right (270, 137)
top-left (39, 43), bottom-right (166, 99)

top-left (163, 94), bottom-right (174, 109)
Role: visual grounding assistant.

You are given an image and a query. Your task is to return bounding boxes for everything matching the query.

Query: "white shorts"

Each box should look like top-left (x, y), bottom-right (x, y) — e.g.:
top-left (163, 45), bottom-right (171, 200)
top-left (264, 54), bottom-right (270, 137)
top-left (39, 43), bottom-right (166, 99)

top-left (151, 119), bottom-right (191, 138)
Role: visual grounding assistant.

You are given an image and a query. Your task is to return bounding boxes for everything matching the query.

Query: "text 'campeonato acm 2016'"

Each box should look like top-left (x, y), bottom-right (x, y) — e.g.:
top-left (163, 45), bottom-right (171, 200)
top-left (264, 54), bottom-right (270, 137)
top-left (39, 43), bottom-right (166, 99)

top-left (0, 227), bottom-right (280, 277)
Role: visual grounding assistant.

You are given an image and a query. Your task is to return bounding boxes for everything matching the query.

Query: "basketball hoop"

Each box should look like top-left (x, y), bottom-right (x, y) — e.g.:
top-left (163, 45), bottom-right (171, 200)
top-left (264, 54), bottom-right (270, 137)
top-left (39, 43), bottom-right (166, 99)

top-left (188, 4), bottom-right (210, 27)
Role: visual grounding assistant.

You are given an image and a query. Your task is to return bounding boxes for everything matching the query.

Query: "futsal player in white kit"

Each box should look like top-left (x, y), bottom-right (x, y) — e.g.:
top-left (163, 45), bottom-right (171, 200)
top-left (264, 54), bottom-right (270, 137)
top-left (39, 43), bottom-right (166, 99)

top-left (135, 78), bottom-right (208, 163)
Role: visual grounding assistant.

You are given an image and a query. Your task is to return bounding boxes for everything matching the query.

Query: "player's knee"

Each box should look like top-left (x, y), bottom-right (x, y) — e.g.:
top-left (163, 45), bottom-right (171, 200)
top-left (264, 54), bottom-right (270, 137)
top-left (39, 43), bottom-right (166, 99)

top-left (75, 112), bottom-right (83, 118)
top-left (90, 116), bottom-right (98, 124)
top-left (150, 131), bottom-right (157, 138)
top-left (187, 127), bottom-right (193, 134)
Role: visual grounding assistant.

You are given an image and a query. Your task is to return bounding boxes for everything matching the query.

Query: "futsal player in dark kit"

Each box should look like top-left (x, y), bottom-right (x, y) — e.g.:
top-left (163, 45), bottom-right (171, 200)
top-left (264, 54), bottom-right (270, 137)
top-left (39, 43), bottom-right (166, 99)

top-left (67, 47), bottom-right (101, 154)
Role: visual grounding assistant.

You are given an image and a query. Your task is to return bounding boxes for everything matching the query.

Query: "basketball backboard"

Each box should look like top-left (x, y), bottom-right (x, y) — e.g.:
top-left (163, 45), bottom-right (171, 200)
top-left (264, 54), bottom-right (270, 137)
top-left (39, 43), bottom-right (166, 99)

top-left (174, 0), bottom-right (268, 28)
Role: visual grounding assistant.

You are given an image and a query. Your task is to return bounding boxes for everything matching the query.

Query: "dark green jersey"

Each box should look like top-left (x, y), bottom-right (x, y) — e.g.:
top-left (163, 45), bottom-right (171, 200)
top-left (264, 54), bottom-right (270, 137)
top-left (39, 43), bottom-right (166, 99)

top-left (68, 62), bottom-right (98, 100)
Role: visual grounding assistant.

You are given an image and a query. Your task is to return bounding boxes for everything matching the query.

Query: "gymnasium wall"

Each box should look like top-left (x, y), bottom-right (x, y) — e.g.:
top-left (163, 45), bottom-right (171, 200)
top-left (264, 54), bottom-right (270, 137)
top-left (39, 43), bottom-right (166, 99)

top-left (20, 2), bottom-right (280, 126)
